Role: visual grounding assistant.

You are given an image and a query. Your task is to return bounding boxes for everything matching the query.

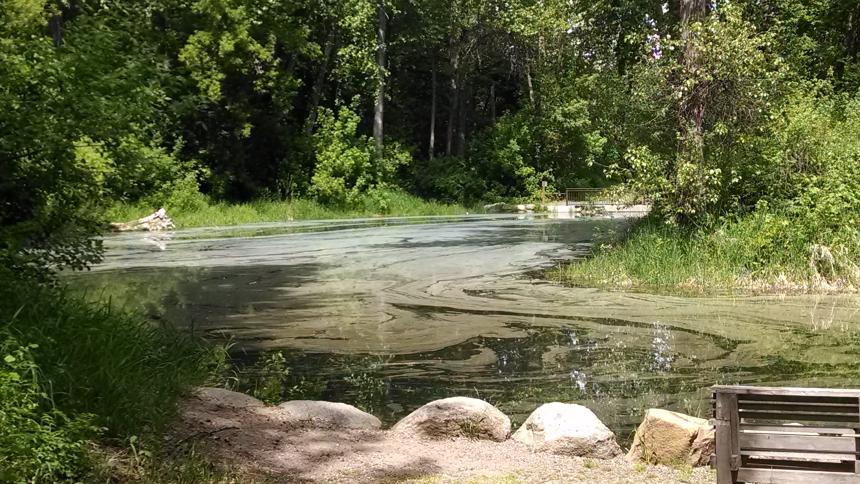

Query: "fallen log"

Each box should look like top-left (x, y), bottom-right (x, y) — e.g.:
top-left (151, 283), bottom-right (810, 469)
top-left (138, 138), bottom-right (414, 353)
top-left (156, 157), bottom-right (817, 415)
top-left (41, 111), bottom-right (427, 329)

top-left (110, 208), bottom-right (175, 232)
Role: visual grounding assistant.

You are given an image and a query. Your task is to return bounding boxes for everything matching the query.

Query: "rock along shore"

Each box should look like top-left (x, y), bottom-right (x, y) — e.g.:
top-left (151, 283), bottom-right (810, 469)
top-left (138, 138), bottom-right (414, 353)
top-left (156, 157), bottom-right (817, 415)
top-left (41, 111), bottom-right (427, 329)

top-left (177, 387), bottom-right (716, 483)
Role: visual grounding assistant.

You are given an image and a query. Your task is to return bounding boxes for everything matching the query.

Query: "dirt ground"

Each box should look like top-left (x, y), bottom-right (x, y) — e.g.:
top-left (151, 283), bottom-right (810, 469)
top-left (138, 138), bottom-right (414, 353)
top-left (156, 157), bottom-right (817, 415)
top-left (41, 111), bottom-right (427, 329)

top-left (176, 390), bottom-right (715, 483)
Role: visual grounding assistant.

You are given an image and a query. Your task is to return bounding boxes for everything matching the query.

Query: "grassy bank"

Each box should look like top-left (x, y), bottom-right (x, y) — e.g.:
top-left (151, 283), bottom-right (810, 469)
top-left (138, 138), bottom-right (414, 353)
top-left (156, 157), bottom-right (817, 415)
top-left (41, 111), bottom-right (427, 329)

top-left (0, 272), bottom-right (229, 482)
top-left (550, 212), bottom-right (860, 294)
top-left (107, 190), bottom-right (474, 229)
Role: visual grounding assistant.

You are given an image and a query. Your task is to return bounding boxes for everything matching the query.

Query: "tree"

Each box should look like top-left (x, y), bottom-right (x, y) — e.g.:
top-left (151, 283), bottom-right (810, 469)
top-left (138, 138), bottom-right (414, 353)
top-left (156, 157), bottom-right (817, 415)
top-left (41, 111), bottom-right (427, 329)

top-left (374, 0), bottom-right (387, 158)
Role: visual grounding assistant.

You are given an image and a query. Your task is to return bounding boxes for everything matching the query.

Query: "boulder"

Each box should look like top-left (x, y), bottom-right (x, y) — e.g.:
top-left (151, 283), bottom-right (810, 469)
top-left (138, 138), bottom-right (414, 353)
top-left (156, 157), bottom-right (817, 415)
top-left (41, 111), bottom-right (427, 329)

top-left (512, 402), bottom-right (622, 458)
top-left (626, 408), bottom-right (715, 467)
top-left (192, 387), bottom-right (266, 408)
top-left (391, 397), bottom-right (511, 441)
top-left (275, 400), bottom-right (382, 430)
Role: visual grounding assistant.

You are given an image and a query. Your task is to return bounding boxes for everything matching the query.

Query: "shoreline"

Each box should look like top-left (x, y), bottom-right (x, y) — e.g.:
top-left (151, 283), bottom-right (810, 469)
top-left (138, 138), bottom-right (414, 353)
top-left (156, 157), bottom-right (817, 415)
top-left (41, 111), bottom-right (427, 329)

top-left (547, 266), bottom-right (860, 297)
top-left (171, 388), bottom-right (715, 483)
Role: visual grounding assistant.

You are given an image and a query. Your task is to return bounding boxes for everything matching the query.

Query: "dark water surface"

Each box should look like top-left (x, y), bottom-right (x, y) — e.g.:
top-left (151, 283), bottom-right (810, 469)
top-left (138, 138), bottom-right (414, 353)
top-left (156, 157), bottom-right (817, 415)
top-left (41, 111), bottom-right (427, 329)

top-left (75, 215), bottom-right (860, 439)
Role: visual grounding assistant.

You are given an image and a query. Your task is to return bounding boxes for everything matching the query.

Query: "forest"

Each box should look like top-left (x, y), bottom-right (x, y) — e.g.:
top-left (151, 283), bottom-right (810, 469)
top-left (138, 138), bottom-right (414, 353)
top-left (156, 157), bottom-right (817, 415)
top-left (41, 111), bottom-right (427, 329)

top-left (4, 0), bottom-right (860, 265)
top-left (3, 0), bottom-right (860, 481)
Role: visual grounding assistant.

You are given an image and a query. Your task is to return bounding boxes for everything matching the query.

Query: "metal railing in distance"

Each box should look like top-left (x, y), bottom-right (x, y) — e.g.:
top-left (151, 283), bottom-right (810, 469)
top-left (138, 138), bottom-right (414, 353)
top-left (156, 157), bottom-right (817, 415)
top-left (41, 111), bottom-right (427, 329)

top-left (564, 188), bottom-right (604, 206)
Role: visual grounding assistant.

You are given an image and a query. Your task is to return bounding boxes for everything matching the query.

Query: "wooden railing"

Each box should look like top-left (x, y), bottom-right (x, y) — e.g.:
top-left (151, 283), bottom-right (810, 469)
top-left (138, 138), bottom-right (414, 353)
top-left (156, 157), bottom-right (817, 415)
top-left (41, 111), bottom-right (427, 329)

top-left (712, 385), bottom-right (860, 484)
top-left (564, 188), bottom-right (604, 205)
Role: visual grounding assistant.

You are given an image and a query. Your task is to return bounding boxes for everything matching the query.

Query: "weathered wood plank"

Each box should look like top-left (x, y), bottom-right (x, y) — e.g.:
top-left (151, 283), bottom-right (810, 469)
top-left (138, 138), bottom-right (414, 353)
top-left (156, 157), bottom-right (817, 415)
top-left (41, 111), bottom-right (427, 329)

top-left (741, 449), bottom-right (856, 460)
top-left (736, 468), bottom-right (860, 483)
top-left (738, 409), bottom-right (859, 423)
top-left (741, 425), bottom-right (857, 436)
top-left (744, 457), bottom-right (854, 472)
top-left (745, 420), bottom-right (860, 429)
top-left (713, 385), bottom-right (860, 398)
top-left (716, 392), bottom-right (738, 484)
top-left (740, 432), bottom-right (856, 453)
top-left (739, 393), bottom-right (859, 404)
top-left (854, 397), bottom-right (860, 472)
top-left (730, 392), bottom-right (740, 471)
top-left (740, 402), bottom-right (860, 413)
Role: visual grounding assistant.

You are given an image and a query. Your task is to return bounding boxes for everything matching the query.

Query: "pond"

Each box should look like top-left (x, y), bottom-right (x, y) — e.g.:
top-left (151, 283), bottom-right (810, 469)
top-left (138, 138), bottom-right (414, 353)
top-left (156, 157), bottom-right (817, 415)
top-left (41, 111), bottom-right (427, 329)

top-left (74, 215), bottom-right (860, 441)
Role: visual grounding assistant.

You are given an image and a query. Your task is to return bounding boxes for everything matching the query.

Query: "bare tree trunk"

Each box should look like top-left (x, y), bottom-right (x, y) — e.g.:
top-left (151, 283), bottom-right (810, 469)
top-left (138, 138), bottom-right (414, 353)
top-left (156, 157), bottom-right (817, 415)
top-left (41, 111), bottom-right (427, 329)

top-left (845, 9), bottom-right (860, 62)
top-left (456, 82), bottom-right (469, 157)
top-left (429, 60), bottom-right (437, 160)
top-left (678, 0), bottom-right (707, 164)
top-left (615, 25), bottom-right (626, 76)
top-left (446, 47), bottom-right (459, 157)
top-left (490, 81), bottom-right (496, 123)
top-left (526, 64), bottom-right (535, 106)
top-left (49, 14), bottom-right (63, 47)
top-left (674, 0), bottom-right (708, 222)
top-left (373, 0), bottom-right (387, 159)
top-left (304, 30), bottom-right (336, 135)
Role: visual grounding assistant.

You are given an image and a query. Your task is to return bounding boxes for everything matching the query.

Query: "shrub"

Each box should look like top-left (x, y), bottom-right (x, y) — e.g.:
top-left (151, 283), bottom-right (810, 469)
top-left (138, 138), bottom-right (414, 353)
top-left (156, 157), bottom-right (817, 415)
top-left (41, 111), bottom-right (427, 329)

top-left (0, 334), bottom-right (99, 483)
top-left (310, 104), bottom-right (375, 206)
top-left (310, 103), bottom-right (412, 207)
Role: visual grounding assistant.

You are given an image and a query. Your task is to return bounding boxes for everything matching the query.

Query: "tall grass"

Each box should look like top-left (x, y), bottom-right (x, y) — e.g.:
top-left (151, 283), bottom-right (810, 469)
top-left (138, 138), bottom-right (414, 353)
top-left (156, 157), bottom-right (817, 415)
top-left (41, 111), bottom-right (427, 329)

top-left (0, 277), bottom-right (219, 439)
top-left (108, 189), bottom-right (473, 229)
top-left (551, 214), bottom-right (820, 294)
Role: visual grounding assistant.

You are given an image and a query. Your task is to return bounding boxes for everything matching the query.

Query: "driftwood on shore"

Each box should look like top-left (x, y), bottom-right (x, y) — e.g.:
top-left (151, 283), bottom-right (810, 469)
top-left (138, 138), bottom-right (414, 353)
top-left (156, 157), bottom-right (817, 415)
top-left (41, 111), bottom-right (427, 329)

top-left (110, 208), bottom-right (175, 232)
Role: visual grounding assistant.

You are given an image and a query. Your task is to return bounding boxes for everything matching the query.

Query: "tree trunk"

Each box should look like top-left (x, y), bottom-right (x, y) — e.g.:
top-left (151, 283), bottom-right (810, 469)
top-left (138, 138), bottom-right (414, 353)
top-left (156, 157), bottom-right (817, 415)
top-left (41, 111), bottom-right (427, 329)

top-left (304, 29), bottom-right (336, 135)
top-left (490, 81), bottom-right (496, 123)
top-left (615, 25), bottom-right (627, 76)
top-left (373, 0), bottom-right (387, 159)
top-left (678, 0), bottom-right (707, 164)
top-left (429, 60), bottom-right (437, 160)
top-left (526, 64), bottom-right (535, 106)
top-left (446, 47), bottom-right (460, 157)
top-left (674, 0), bottom-right (708, 222)
top-left (456, 82), bottom-right (469, 158)
top-left (49, 14), bottom-right (63, 47)
top-left (844, 8), bottom-right (860, 62)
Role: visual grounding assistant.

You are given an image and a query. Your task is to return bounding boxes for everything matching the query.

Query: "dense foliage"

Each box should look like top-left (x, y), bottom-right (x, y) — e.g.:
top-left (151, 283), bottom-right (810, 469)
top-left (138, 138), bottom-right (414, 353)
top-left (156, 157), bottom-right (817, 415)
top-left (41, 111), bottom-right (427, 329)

top-left (3, 0), bottom-right (860, 266)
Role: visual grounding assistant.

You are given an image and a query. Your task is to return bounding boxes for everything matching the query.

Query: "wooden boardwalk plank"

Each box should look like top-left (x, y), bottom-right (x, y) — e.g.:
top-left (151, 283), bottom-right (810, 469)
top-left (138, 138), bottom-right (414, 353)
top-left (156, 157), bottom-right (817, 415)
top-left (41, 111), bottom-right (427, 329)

top-left (713, 385), bottom-right (860, 398)
top-left (736, 468), bottom-right (860, 483)
top-left (740, 432), bottom-right (856, 453)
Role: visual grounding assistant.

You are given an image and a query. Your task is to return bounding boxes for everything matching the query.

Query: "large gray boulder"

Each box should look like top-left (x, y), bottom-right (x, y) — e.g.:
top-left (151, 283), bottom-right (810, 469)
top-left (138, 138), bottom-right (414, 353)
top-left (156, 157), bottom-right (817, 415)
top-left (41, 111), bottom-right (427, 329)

top-left (276, 400), bottom-right (382, 430)
top-left (512, 402), bottom-right (622, 458)
top-left (391, 397), bottom-right (511, 441)
top-left (627, 408), bottom-right (715, 466)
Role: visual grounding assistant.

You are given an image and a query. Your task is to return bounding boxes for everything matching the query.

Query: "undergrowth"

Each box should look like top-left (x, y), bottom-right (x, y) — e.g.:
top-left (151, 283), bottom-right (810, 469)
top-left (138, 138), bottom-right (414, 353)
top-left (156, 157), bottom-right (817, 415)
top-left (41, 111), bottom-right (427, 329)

top-left (0, 272), bottom-right (227, 482)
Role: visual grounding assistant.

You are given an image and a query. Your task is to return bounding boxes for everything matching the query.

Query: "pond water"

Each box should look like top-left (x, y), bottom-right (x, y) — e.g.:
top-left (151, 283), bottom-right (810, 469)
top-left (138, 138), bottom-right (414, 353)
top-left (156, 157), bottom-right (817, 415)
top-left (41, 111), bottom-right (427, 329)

top-left (75, 215), bottom-right (860, 440)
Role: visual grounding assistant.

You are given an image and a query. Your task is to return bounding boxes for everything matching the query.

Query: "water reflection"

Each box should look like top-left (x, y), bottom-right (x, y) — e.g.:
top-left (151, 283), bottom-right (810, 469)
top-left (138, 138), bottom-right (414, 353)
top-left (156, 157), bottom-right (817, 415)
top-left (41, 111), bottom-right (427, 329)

top-left (75, 216), bottom-right (860, 441)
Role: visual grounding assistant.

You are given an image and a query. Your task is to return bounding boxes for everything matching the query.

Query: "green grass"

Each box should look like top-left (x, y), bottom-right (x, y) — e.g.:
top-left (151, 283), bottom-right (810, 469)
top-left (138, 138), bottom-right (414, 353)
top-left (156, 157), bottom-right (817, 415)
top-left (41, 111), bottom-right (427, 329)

top-left (108, 190), bottom-right (474, 229)
top-left (549, 213), bottom-right (834, 294)
top-left (0, 271), bottom-right (225, 481)
top-left (1, 282), bottom-right (218, 437)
